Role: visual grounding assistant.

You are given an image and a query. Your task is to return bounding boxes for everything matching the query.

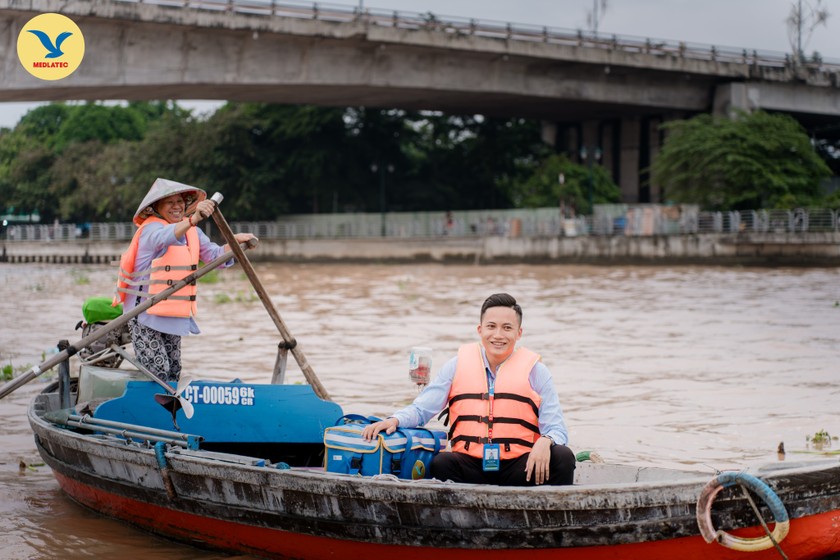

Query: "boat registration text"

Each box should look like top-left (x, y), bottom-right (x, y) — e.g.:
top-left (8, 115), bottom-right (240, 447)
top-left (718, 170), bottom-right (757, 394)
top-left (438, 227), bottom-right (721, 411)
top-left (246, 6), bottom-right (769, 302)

top-left (181, 385), bottom-right (255, 406)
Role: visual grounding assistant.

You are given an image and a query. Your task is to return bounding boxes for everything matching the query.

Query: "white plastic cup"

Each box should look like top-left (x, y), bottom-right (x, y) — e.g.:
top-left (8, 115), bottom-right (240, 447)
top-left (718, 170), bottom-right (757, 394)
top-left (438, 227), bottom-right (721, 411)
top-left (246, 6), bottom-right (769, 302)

top-left (408, 347), bottom-right (432, 385)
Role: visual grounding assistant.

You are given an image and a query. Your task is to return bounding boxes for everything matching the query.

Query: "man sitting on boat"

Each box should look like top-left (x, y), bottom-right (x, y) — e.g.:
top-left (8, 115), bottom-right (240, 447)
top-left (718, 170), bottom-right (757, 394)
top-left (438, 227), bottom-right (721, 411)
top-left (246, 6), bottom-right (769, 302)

top-left (363, 293), bottom-right (575, 486)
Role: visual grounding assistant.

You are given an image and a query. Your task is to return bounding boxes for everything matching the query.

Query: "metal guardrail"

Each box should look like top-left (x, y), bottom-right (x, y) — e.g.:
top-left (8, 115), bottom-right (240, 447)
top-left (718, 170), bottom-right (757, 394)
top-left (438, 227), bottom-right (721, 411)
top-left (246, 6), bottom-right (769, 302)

top-left (4, 208), bottom-right (839, 242)
top-left (110, 0), bottom-right (840, 71)
top-left (589, 207), bottom-right (840, 236)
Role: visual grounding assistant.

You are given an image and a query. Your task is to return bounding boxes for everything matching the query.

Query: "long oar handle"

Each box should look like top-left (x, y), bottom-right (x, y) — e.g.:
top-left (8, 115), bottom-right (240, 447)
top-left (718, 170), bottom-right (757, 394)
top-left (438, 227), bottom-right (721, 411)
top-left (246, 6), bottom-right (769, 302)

top-left (208, 202), bottom-right (331, 401)
top-left (109, 344), bottom-right (174, 395)
top-left (0, 238), bottom-right (257, 400)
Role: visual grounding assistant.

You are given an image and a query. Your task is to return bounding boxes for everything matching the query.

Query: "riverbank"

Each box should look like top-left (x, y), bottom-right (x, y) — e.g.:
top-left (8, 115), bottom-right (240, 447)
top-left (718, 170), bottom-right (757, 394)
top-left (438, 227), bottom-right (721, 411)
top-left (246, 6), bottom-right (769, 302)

top-left (2, 232), bottom-right (840, 266)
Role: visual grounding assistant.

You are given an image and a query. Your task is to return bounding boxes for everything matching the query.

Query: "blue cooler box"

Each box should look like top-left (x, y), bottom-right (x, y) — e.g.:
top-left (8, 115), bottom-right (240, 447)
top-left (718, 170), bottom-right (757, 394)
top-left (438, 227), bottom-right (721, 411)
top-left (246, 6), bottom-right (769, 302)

top-left (324, 415), bottom-right (446, 480)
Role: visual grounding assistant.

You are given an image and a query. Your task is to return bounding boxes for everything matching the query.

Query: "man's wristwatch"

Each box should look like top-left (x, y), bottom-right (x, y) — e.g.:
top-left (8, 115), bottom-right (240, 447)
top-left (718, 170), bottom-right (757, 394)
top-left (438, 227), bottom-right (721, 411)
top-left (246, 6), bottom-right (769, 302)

top-left (541, 435), bottom-right (555, 447)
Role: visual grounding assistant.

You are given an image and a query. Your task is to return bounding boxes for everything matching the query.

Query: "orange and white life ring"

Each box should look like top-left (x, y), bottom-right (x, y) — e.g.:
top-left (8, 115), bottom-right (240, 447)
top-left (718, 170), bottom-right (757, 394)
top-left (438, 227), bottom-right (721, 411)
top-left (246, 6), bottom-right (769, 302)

top-left (696, 471), bottom-right (790, 552)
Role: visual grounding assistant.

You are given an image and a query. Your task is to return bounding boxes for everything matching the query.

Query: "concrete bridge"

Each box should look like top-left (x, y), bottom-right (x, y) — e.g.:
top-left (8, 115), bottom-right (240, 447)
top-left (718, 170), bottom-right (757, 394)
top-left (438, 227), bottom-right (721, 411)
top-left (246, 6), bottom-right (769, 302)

top-left (2, 0), bottom-right (839, 202)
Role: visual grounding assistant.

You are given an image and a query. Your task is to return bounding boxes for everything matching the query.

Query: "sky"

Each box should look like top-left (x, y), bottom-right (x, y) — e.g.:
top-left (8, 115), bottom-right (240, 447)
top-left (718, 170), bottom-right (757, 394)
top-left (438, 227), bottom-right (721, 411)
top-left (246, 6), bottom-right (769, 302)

top-left (2, 0), bottom-right (837, 128)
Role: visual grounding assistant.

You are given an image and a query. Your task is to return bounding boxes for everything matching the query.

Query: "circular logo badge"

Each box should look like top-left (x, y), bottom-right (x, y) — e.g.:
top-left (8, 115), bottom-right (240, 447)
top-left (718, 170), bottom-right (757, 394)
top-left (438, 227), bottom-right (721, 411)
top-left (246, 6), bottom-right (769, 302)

top-left (411, 460), bottom-right (426, 480)
top-left (17, 13), bottom-right (85, 81)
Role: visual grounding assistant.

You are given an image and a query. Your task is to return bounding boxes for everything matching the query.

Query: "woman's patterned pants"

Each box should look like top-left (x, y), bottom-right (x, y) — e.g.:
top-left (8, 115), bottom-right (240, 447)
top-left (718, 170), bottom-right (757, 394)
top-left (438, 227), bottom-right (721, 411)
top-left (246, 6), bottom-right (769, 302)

top-left (129, 317), bottom-right (182, 382)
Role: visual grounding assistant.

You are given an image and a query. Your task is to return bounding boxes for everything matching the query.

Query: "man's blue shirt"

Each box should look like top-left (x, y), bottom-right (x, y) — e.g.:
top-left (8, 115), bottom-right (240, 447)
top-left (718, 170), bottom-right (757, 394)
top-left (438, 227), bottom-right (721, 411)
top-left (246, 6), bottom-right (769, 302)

top-left (392, 346), bottom-right (569, 445)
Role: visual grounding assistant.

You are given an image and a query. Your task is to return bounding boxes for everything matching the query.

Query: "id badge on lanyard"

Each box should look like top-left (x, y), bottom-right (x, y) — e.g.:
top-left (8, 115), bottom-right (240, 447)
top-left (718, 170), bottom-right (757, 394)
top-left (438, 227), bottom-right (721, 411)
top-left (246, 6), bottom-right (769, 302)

top-left (483, 375), bottom-right (500, 472)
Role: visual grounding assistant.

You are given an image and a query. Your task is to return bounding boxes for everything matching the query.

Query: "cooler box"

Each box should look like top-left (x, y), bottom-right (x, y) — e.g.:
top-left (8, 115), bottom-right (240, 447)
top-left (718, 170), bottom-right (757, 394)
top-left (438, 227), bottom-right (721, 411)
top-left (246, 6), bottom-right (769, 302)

top-left (324, 416), bottom-right (446, 480)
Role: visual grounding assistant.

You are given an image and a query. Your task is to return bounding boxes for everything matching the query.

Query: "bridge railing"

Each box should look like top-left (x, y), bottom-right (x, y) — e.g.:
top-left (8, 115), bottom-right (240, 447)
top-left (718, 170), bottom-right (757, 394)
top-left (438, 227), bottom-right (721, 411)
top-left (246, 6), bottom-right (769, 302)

top-left (4, 208), bottom-right (839, 242)
top-left (111, 0), bottom-right (840, 71)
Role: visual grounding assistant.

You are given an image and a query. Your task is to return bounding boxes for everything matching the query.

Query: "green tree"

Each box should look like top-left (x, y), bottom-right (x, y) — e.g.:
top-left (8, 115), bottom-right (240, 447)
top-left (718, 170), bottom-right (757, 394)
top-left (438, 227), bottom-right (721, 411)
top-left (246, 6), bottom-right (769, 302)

top-left (404, 113), bottom-right (549, 211)
top-left (0, 100), bottom-right (570, 221)
top-left (0, 111), bottom-right (66, 219)
top-left (2, 144), bottom-right (57, 220)
top-left (342, 107), bottom-right (417, 213)
top-left (458, 115), bottom-right (551, 209)
top-left (251, 104), bottom-right (355, 215)
top-left (16, 104), bottom-right (72, 142)
top-left (652, 110), bottom-right (831, 210)
top-left (126, 110), bottom-right (206, 205)
top-left (52, 103), bottom-right (146, 151)
top-left (50, 140), bottom-right (140, 222)
top-left (512, 153), bottom-right (620, 214)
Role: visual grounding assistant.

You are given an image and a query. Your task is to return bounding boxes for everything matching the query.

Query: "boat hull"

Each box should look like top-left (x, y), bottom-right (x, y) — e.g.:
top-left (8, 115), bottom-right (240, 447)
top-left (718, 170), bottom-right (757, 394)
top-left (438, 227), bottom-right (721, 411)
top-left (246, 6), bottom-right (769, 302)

top-left (47, 467), bottom-right (840, 560)
top-left (30, 392), bottom-right (840, 560)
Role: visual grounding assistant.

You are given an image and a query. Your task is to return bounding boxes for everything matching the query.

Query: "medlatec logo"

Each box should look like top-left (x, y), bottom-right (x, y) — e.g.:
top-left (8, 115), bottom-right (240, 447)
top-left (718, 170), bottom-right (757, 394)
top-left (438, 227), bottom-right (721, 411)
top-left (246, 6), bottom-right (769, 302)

top-left (17, 13), bottom-right (85, 81)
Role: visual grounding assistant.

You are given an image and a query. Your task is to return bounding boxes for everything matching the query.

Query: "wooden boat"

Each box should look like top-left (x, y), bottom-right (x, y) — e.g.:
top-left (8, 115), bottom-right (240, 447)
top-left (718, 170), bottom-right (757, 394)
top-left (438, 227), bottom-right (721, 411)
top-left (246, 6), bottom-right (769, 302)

top-left (9, 196), bottom-right (840, 559)
top-left (25, 366), bottom-right (840, 560)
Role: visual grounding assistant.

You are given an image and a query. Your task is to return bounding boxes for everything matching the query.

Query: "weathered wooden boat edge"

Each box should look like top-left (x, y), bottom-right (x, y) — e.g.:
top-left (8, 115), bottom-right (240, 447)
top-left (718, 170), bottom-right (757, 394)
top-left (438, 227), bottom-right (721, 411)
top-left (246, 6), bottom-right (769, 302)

top-left (28, 385), bottom-right (840, 560)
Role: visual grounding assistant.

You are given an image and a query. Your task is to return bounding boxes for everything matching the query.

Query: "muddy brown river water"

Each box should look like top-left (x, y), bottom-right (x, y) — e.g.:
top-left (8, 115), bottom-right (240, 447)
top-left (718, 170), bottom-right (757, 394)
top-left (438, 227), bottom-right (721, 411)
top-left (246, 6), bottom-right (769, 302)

top-left (1, 262), bottom-right (838, 559)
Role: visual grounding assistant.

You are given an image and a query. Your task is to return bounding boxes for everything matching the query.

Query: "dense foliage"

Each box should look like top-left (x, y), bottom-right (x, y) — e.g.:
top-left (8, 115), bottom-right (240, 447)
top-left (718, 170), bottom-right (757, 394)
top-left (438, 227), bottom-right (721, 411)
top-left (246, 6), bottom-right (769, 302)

top-left (651, 110), bottom-right (832, 210)
top-left (513, 154), bottom-right (620, 214)
top-left (1, 102), bottom-right (835, 223)
top-left (0, 101), bottom-right (620, 223)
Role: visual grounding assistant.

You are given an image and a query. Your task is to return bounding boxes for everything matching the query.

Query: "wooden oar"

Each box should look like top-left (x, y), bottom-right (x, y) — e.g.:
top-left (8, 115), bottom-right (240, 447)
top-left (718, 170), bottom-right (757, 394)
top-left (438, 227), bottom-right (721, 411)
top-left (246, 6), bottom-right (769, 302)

top-left (209, 205), bottom-right (331, 401)
top-left (0, 238), bottom-right (257, 400)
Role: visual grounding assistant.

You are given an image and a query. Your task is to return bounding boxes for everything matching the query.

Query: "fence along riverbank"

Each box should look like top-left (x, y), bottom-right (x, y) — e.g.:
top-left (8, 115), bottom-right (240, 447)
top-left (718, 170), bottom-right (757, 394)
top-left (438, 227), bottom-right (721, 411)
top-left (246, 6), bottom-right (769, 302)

top-left (2, 206), bottom-right (840, 265)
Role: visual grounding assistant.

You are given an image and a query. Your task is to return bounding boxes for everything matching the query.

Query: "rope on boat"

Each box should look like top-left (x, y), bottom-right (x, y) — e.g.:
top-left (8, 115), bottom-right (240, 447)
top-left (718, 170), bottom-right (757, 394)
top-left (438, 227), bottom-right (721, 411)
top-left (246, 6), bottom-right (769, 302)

top-left (155, 442), bottom-right (178, 500)
top-left (696, 471), bottom-right (790, 553)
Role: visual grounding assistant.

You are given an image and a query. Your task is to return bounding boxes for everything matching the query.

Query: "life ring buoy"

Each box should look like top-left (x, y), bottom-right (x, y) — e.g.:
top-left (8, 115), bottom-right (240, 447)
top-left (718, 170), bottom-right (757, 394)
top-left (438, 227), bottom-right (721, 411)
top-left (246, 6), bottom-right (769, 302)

top-left (696, 471), bottom-right (790, 552)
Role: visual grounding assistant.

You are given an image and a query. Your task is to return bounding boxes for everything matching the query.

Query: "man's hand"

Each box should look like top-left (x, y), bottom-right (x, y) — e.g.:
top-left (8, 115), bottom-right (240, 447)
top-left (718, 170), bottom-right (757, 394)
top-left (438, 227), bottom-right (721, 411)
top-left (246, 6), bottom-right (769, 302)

top-left (361, 417), bottom-right (399, 441)
top-left (525, 436), bottom-right (552, 485)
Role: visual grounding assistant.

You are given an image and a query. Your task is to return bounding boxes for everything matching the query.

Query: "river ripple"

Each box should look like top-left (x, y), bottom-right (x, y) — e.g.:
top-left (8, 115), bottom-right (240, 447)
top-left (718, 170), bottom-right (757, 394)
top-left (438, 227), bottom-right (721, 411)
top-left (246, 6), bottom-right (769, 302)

top-left (0, 262), bottom-right (838, 558)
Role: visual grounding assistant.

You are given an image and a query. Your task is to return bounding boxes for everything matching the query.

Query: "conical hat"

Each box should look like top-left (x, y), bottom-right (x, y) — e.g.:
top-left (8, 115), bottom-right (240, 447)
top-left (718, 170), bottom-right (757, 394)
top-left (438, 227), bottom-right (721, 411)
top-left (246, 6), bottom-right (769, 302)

top-left (133, 178), bottom-right (207, 226)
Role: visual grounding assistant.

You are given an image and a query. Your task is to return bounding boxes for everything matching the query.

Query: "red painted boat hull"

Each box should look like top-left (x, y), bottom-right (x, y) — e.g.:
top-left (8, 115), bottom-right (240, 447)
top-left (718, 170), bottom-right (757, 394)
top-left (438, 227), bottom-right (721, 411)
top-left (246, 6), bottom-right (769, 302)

top-left (55, 471), bottom-right (840, 560)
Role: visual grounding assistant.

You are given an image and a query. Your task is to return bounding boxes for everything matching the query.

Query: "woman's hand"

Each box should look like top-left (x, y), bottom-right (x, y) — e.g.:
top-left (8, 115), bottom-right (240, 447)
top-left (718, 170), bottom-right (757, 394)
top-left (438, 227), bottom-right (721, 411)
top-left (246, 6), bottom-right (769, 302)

top-left (192, 200), bottom-right (216, 223)
top-left (233, 232), bottom-right (256, 244)
top-left (222, 232), bottom-right (257, 253)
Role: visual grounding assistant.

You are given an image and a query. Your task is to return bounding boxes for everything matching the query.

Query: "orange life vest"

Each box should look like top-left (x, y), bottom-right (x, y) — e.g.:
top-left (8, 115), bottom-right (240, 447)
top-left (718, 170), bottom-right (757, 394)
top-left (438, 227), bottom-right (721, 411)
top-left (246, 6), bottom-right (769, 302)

top-left (448, 343), bottom-right (542, 460)
top-left (113, 216), bottom-right (200, 318)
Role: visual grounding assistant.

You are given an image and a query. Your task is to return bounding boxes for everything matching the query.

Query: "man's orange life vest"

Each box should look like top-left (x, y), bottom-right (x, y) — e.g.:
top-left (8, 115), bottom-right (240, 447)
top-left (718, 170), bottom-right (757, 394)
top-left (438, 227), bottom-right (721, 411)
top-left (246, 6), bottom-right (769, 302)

top-left (113, 216), bottom-right (200, 318)
top-left (448, 343), bottom-right (542, 460)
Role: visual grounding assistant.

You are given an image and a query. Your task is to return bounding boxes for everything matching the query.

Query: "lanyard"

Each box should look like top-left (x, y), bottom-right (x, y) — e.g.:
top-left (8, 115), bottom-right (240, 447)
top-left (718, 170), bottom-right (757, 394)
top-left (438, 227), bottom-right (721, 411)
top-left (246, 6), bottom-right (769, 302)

top-left (487, 370), bottom-right (495, 441)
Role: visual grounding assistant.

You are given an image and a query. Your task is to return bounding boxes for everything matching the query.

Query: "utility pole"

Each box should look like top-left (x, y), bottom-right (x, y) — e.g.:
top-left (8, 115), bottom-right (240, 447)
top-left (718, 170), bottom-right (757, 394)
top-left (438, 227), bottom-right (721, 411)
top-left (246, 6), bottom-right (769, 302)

top-left (798, 0), bottom-right (803, 59)
top-left (587, 0), bottom-right (608, 35)
top-left (787, 0), bottom-right (830, 65)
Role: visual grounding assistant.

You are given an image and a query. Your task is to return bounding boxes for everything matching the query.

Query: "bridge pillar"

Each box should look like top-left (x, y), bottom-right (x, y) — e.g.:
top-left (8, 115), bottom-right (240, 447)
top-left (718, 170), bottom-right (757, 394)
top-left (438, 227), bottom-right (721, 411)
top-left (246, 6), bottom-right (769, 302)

top-left (639, 116), bottom-right (664, 203)
top-left (599, 120), bottom-right (618, 186)
top-left (619, 116), bottom-right (641, 203)
top-left (555, 124), bottom-right (580, 160)
top-left (549, 116), bottom-right (668, 205)
top-left (713, 83), bottom-right (758, 117)
top-left (540, 121), bottom-right (558, 146)
top-left (648, 117), bottom-right (663, 203)
top-left (581, 121), bottom-right (599, 153)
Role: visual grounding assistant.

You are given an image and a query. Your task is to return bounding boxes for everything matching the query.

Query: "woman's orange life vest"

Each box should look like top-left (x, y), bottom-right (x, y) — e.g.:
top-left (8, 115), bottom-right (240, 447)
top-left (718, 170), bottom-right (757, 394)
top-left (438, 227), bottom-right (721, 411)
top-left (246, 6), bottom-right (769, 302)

top-left (112, 216), bottom-right (200, 318)
top-left (448, 342), bottom-right (542, 460)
